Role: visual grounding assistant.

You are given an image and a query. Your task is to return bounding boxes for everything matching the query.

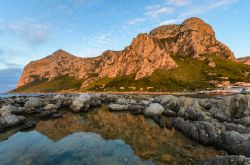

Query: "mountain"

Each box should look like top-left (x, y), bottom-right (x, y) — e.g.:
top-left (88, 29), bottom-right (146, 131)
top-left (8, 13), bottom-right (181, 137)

top-left (14, 17), bottom-right (250, 93)
top-left (238, 56), bottom-right (250, 65)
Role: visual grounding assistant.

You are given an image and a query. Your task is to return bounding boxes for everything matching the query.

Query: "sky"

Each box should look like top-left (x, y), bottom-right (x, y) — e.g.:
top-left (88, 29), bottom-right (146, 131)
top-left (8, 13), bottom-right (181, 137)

top-left (0, 0), bottom-right (250, 93)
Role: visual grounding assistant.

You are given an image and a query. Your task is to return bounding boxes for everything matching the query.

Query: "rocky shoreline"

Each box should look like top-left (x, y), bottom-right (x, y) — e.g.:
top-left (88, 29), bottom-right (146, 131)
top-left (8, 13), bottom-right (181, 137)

top-left (0, 93), bottom-right (250, 165)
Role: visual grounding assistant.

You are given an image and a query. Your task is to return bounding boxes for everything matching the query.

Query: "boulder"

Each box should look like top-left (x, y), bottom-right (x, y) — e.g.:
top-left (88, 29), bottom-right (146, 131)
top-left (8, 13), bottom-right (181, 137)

top-left (107, 104), bottom-right (129, 111)
top-left (0, 105), bottom-right (18, 115)
top-left (70, 94), bottom-right (91, 112)
top-left (140, 100), bottom-right (150, 106)
top-left (159, 95), bottom-right (180, 111)
top-left (25, 97), bottom-right (46, 110)
top-left (43, 104), bottom-right (60, 111)
top-left (0, 114), bottom-right (26, 130)
top-left (144, 103), bottom-right (164, 117)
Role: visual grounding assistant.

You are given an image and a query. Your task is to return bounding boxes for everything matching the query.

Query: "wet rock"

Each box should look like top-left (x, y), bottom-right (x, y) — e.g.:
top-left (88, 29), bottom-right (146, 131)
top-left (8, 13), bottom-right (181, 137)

top-left (131, 109), bottom-right (143, 115)
top-left (0, 114), bottom-right (26, 130)
top-left (51, 114), bottom-right (63, 119)
top-left (107, 104), bottom-right (129, 111)
top-left (163, 109), bottom-right (176, 117)
top-left (19, 121), bottom-right (36, 131)
top-left (38, 111), bottom-right (54, 118)
top-left (200, 155), bottom-right (250, 165)
top-left (144, 103), bottom-right (164, 117)
top-left (70, 94), bottom-right (91, 112)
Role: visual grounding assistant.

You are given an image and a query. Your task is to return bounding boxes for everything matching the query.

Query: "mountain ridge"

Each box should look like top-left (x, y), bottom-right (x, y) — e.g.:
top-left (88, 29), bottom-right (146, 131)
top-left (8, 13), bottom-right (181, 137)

top-left (15, 17), bottom-right (249, 92)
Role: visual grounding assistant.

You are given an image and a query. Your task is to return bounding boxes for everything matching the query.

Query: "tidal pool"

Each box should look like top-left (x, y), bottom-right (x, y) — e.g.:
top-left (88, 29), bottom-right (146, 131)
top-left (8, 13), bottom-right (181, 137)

top-left (0, 106), bottom-right (224, 165)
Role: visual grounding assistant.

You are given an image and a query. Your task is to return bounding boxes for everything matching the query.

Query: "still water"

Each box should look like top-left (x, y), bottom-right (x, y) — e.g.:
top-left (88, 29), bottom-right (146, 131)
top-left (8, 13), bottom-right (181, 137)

top-left (0, 107), bottom-right (224, 165)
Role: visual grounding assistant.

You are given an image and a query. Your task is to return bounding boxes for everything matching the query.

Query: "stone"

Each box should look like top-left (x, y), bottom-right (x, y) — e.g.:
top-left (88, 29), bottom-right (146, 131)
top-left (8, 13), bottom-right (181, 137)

top-left (25, 98), bottom-right (46, 110)
top-left (0, 114), bottom-right (26, 130)
top-left (19, 121), bottom-right (36, 131)
top-left (144, 103), bottom-right (164, 117)
top-left (159, 95), bottom-right (180, 112)
top-left (0, 105), bottom-right (18, 115)
top-left (70, 94), bottom-right (91, 112)
top-left (43, 104), bottom-right (60, 111)
top-left (51, 114), bottom-right (63, 119)
top-left (107, 104), bottom-right (129, 111)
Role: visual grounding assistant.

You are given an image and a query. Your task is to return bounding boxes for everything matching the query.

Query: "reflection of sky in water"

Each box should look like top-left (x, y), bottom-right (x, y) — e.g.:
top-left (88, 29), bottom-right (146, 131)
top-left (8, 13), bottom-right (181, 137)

top-left (0, 131), bottom-right (153, 165)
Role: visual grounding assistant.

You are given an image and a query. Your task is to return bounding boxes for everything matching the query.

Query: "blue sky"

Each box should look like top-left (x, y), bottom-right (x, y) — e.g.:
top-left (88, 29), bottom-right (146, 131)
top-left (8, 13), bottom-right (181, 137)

top-left (0, 0), bottom-right (250, 92)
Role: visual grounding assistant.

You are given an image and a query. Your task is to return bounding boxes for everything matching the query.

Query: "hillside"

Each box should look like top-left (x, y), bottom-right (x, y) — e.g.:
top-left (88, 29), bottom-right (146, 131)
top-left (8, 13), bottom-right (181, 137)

top-left (13, 17), bottom-right (250, 93)
top-left (238, 56), bottom-right (250, 65)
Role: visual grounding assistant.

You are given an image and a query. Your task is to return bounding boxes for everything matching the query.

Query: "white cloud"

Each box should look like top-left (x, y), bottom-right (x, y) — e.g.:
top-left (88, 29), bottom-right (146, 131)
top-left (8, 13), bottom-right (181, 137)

top-left (126, 18), bottom-right (147, 25)
top-left (146, 5), bottom-right (174, 18)
top-left (0, 21), bottom-right (50, 45)
top-left (180, 0), bottom-right (239, 18)
top-left (160, 19), bottom-right (180, 25)
top-left (167, 0), bottom-right (189, 6)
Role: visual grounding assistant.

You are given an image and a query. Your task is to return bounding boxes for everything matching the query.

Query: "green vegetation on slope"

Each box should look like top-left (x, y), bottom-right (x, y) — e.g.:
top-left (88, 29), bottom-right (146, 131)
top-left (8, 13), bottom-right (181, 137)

top-left (12, 75), bottom-right (84, 93)
top-left (83, 55), bottom-right (250, 92)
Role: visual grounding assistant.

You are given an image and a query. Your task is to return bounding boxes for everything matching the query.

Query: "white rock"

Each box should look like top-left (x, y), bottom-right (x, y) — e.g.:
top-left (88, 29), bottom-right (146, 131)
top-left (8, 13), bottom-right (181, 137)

top-left (144, 103), bottom-right (164, 116)
top-left (70, 94), bottom-right (91, 112)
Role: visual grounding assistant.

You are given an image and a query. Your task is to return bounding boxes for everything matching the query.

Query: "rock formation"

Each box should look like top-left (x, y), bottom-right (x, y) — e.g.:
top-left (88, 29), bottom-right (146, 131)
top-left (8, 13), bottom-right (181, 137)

top-left (17, 17), bottom-right (236, 89)
top-left (238, 56), bottom-right (250, 65)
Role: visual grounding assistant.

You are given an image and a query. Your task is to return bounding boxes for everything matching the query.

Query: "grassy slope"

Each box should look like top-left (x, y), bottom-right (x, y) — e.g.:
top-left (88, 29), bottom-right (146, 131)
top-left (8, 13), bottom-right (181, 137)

top-left (12, 75), bottom-right (84, 93)
top-left (13, 56), bottom-right (250, 93)
top-left (84, 55), bottom-right (250, 92)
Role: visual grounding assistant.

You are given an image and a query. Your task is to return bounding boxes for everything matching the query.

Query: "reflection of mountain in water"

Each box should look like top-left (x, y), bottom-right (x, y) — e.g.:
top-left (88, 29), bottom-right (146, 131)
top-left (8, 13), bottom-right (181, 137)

top-left (0, 131), bottom-right (153, 165)
top-left (35, 107), bottom-right (224, 164)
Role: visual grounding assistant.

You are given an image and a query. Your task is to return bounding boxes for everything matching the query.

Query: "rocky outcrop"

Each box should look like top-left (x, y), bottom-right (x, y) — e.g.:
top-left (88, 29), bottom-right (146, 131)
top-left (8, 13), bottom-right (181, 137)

top-left (17, 17), bottom-right (236, 89)
top-left (238, 56), bottom-right (250, 65)
top-left (149, 17), bottom-right (235, 60)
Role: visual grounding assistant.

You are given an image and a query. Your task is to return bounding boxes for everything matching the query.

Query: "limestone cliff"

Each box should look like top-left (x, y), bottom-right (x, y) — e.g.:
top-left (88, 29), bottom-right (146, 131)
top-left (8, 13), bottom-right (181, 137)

top-left (17, 17), bottom-right (236, 89)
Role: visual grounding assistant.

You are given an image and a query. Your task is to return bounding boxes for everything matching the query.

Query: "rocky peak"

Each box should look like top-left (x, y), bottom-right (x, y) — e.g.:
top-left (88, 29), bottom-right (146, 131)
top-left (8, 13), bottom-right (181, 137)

top-left (149, 17), bottom-right (235, 60)
top-left (180, 17), bottom-right (215, 35)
